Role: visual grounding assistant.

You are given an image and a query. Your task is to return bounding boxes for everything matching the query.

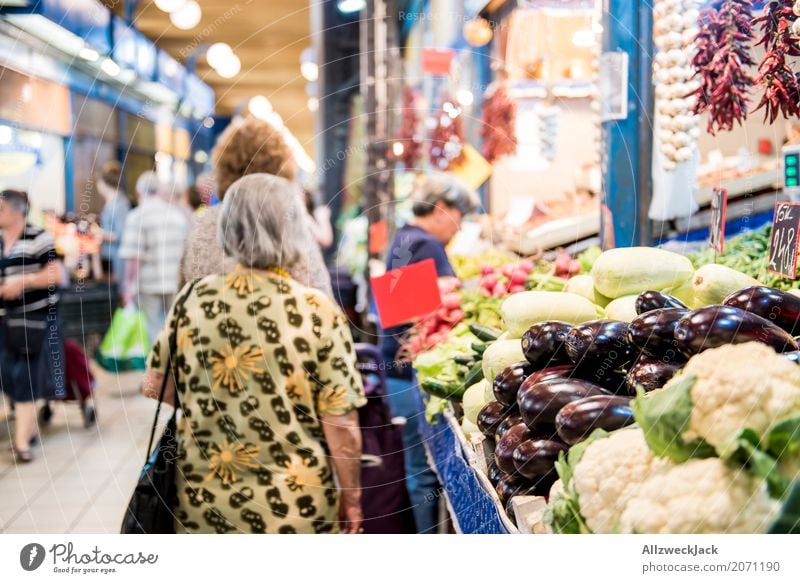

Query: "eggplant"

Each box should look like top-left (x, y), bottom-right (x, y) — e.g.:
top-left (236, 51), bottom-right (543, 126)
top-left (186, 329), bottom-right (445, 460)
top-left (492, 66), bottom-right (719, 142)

top-left (494, 423), bottom-right (531, 474)
top-left (493, 361), bottom-right (536, 407)
top-left (521, 321), bottom-right (574, 368)
top-left (517, 378), bottom-right (611, 433)
top-left (512, 439), bottom-right (568, 480)
top-left (495, 413), bottom-right (524, 440)
top-left (477, 401), bottom-right (509, 438)
top-left (565, 320), bottom-right (639, 370)
top-left (573, 366), bottom-right (630, 395)
top-left (625, 358), bottom-right (682, 394)
top-left (487, 461), bottom-right (504, 487)
top-left (675, 305), bottom-right (799, 357)
top-left (635, 290), bottom-right (688, 315)
top-left (785, 351), bottom-right (800, 365)
top-left (628, 308), bottom-right (689, 362)
top-left (723, 286), bottom-right (800, 336)
top-left (495, 473), bottom-right (556, 504)
top-left (555, 395), bottom-right (634, 445)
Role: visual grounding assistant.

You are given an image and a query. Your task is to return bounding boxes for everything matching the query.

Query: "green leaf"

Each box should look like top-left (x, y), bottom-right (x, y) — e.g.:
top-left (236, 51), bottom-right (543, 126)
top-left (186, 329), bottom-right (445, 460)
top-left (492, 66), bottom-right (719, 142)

top-left (725, 430), bottom-right (790, 500)
top-left (631, 376), bottom-right (716, 463)
top-left (765, 416), bottom-right (800, 460)
top-left (768, 480), bottom-right (800, 534)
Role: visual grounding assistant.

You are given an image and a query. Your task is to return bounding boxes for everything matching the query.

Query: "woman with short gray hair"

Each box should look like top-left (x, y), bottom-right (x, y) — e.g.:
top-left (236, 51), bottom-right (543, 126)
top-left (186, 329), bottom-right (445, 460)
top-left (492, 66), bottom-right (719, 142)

top-left (142, 174), bottom-right (366, 534)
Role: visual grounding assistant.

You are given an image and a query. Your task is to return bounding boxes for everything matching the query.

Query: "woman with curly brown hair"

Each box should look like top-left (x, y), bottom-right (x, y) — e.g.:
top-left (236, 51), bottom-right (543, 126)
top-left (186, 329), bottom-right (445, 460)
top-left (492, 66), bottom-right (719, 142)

top-left (178, 117), bottom-right (332, 296)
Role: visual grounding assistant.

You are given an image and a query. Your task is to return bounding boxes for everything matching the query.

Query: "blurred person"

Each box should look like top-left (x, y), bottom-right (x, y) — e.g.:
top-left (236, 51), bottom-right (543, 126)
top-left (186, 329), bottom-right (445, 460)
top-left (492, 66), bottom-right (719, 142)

top-left (142, 174), bottom-right (365, 533)
top-left (118, 171), bottom-right (189, 343)
top-left (0, 190), bottom-right (66, 463)
top-left (304, 189), bottom-right (334, 250)
top-left (97, 161), bottom-right (130, 289)
top-left (378, 172), bottom-right (480, 533)
top-left (179, 117), bottom-right (332, 296)
top-left (186, 184), bottom-right (208, 215)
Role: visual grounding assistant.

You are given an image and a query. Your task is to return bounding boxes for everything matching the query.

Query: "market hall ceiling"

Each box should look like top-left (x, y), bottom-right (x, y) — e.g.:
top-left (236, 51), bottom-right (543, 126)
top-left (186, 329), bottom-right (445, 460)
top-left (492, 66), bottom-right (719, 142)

top-left (104, 0), bottom-right (316, 147)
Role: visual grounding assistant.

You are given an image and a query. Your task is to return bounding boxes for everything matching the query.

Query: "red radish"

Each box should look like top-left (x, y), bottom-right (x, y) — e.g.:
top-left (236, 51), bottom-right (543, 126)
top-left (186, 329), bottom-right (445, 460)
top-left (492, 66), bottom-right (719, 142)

top-left (554, 253), bottom-right (571, 275)
top-left (480, 264), bottom-right (495, 275)
top-left (509, 284), bottom-right (526, 294)
top-left (518, 259), bottom-right (535, 273)
top-left (510, 269), bottom-right (528, 285)
top-left (501, 265), bottom-right (515, 278)
top-left (569, 259), bottom-right (581, 275)
top-left (493, 282), bottom-right (508, 297)
top-left (442, 293), bottom-right (461, 310)
top-left (480, 273), bottom-right (498, 290)
top-left (448, 309), bottom-right (464, 323)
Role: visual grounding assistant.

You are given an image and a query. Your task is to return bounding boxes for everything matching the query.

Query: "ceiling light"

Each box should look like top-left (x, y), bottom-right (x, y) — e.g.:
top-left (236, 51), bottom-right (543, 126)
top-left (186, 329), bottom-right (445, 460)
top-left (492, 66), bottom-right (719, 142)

top-left (155, 0), bottom-right (186, 12)
top-left (307, 97), bottom-right (319, 112)
top-left (214, 53), bottom-right (241, 78)
top-left (170, 0), bottom-right (201, 30)
top-left (248, 95), bottom-right (273, 119)
top-left (194, 150), bottom-right (209, 164)
top-left (100, 58), bottom-right (121, 77)
top-left (337, 0), bottom-right (366, 13)
top-left (572, 29), bottom-right (594, 48)
top-left (79, 47), bottom-right (99, 62)
top-left (300, 61), bottom-right (318, 82)
top-left (0, 125), bottom-right (13, 145)
top-left (202, 117), bottom-right (215, 128)
top-left (392, 142), bottom-right (404, 157)
top-left (206, 42), bottom-right (233, 70)
top-left (456, 89), bottom-right (474, 106)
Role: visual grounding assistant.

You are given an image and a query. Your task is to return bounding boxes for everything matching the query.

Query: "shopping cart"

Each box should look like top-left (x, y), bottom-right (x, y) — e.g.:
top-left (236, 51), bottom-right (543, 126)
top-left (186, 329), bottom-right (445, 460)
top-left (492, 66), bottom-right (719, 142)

top-left (39, 339), bottom-right (97, 428)
top-left (354, 343), bottom-right (416, 533)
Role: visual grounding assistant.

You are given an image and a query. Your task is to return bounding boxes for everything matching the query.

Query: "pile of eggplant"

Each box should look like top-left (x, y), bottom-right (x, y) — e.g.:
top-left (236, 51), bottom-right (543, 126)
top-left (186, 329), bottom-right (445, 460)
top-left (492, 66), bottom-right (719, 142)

top-left (476, 285), bottom-right (800, 520)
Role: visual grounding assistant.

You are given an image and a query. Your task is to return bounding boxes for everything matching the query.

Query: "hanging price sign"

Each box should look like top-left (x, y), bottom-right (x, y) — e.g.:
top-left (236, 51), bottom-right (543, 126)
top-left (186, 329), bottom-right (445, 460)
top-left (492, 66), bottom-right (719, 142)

top-left (768, 202), bottom-right (800, 279)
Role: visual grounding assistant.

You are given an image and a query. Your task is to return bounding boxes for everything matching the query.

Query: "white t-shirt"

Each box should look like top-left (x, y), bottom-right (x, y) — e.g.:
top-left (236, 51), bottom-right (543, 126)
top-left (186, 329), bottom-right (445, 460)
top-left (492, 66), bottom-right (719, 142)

top-left (119, 197), bottom-right (189, 294)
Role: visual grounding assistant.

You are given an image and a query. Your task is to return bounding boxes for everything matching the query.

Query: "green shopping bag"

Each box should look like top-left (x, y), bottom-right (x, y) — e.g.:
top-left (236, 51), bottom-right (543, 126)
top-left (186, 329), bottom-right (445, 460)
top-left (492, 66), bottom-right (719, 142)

top-left (96, 305), bottom-right (150, 372)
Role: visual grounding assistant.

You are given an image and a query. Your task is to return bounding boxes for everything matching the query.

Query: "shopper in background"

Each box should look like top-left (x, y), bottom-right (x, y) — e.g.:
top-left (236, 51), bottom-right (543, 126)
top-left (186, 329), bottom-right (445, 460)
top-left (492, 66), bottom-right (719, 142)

top-left (304, 189), bottom-right (334, 250)
top-left (186, 184), bottom-right (208, 215)
top-left (0, 189), bottom-right (66, 463)
top-left (142, 174), bottom-right (366, 533)
top-left (118, 171), bottom-right (189, 344)
top-left (179, 117), bottom-right (332, 296)
top-left (97, 161), bottom-right (130, 290)
top-left (379, 172), bottom-right (480, 533)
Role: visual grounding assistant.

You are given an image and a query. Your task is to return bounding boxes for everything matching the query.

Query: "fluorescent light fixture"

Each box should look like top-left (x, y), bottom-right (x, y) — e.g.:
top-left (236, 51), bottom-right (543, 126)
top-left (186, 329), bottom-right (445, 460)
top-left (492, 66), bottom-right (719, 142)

top-left (100, 58), bottom-right (121, 77)
top-left (307, 97), bottom-right (319, 112)
top-left (79, 46), bottom-right (99, 62)
top-left (206, 42), bottom-right (233, 70)
top-left (215, 54), bottom-right (241, 78)
top-left (337, 0), bottom-right (366, 13)
top-left (170, 0), bottom-right (201, 30)
top-left (155, 0), bottom-right (186, 12)
top-left (117, 68), bottom-right (136, 84)
top-left (392, 142), bottom-right (404, 157)
top-left (572, 29), bottom-right (594, 48)
top-left (456, 89), bottom-right (474, 106)
top-left (248, 95), bottom-right (273, 120)
top-left (6, 14), bottom-right (85, 55)
top-left (0, 125), bottom-right (13, 145)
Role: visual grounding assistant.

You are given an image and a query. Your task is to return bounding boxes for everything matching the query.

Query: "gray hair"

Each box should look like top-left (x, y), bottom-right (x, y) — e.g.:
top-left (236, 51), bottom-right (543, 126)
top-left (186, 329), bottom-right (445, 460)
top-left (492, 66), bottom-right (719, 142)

top-left (411, 172), bottom-right (481, 217)
top-left (135, 171), bottom-right (161, 197)
top-left (0, 189), bottom-right (29, 215)
top-left (217, 174), bottom-right (313, 270)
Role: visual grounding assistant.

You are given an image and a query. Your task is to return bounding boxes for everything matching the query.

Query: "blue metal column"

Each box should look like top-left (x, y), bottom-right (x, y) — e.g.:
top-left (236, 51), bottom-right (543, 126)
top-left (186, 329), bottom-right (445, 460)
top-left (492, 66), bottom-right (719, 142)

top-left (601, 1), bottom-right (654, 248)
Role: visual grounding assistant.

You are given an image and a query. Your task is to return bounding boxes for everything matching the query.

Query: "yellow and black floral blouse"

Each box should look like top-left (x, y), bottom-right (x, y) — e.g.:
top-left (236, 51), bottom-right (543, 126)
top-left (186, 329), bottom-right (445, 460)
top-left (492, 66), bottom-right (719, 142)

top-left (148, 266), bottom-right (366, 534)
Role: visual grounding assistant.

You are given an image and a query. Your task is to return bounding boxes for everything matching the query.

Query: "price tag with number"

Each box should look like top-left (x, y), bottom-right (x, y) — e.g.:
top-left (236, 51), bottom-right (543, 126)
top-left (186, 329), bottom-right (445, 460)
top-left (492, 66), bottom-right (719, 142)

top-left (709, 187), bottom-right (728, 255)
top-left (768, 202), bottom-right (800, 279)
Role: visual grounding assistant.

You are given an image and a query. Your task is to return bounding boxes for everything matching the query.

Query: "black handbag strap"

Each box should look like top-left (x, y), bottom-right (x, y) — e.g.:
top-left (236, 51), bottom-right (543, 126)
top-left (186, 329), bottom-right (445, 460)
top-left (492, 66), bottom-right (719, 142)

top-left (144, 280), bottom-right (198, 464)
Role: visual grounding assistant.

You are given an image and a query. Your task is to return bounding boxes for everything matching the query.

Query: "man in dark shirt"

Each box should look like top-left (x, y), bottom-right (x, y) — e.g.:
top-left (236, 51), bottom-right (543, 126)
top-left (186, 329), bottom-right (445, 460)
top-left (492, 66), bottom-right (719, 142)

top-left (378, 172), bottom-right (480, 533)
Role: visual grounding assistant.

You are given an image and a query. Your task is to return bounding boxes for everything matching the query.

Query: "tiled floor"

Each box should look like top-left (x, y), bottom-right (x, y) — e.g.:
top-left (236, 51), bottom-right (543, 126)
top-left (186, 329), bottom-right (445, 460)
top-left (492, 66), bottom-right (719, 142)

top-left (0, 367), bottom-right (159, 534)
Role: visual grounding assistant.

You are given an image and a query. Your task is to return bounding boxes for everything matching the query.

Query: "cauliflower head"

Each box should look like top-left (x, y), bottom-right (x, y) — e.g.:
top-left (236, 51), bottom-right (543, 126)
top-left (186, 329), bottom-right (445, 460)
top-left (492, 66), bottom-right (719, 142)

top-left (572, 427), bottom-right (671, 533)
top-left (681, 343), bottom-right (800, 451)
top-left (619, 458), bottom-right (779, 534)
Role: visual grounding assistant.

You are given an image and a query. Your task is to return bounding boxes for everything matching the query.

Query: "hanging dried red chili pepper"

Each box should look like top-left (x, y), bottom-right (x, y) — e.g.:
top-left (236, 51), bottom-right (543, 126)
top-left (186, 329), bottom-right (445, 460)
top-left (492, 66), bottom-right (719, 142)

top-left (389, 86), bottom-right (423, 169)
top-left (480, 83), bottom-right (517, 163)
top-left (690, 0), bottom-right (755, 134)
top-left (752, 0), bottom-right (800, 123)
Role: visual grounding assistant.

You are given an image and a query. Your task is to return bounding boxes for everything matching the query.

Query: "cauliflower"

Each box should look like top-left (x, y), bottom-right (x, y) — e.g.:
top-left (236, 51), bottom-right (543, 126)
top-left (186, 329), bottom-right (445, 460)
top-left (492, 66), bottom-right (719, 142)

top-left (633, 343), bottom-right (800, 471)
top-left (546, 427), bottom-right (670, 533)
top-left (619, 458), bottom-right (779, 534)
top-left (681, 343), bottom-right (800, 451)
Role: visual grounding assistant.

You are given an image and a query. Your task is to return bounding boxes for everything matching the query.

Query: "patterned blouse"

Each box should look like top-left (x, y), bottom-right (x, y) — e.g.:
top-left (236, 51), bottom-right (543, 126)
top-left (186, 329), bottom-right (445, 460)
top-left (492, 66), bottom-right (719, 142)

top-left (148, 267), bottom-right (365, 534)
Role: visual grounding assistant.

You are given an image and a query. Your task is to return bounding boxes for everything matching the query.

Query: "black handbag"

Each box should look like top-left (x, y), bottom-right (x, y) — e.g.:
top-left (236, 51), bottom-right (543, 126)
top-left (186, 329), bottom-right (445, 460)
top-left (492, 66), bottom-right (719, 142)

top-left (120, 281), bottom-right (196, 534)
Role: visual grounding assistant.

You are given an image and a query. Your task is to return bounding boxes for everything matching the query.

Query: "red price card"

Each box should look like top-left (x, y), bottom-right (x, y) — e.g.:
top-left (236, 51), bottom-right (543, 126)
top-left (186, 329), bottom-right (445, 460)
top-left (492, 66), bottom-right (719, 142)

top-left (368, 220), bottom-right (388, 255)
top-left (371, 258), bottom-right (441, 328)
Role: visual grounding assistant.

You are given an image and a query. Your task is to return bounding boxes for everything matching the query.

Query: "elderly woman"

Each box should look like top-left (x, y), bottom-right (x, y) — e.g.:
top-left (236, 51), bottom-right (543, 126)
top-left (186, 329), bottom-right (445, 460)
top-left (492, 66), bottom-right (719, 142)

top-left (179, 117), bottom-right (332, 296)
top-left (0, 190), bottom-right (65, 463)
top-left (143, 174), bottom-right (365, 534)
